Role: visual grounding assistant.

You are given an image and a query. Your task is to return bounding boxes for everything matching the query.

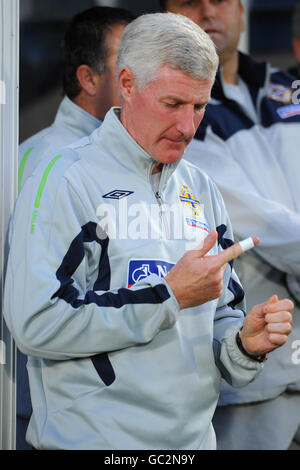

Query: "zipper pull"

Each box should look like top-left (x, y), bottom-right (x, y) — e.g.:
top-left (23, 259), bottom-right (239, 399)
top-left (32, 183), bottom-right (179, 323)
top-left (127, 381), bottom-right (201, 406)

top-left (155, 191), bottom-right (168, 214)
top-left (155, 192), bottom-right (167, 211)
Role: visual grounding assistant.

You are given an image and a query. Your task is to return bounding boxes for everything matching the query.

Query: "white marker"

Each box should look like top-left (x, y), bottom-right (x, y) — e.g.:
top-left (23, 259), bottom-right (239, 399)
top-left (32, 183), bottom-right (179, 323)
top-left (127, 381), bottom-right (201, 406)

top-left (239, 237), bottom-right (255, 253)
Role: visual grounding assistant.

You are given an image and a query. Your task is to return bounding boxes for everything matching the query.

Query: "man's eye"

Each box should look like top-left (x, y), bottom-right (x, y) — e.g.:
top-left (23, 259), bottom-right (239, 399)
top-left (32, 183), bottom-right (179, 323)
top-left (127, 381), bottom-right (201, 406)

top-left (195, 104), bottom-right (206, 113)
top-left (165, 102), bottom-right (179, 108)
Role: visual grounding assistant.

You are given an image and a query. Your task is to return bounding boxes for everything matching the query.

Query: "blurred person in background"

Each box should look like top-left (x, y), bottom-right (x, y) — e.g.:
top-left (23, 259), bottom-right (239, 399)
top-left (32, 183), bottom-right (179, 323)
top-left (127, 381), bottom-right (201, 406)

top-left (288, 1), bottom-right (300, 79)
top-left (162, 0), bottom-right (300, 450)
top-left (16, 5), bottom-right (135, 450)
top-left (18, 6), bottom-right (135, 191)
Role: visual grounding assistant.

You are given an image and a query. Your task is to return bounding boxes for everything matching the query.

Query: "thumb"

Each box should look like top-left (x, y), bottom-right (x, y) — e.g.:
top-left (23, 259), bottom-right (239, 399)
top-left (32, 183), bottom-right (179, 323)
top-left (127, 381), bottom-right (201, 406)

top-left (193, 230), bottom-right (218, 258)
top-left (267, 294), bottom-right (279, 304)
top-left (258, 294), bottom-right (279, 318)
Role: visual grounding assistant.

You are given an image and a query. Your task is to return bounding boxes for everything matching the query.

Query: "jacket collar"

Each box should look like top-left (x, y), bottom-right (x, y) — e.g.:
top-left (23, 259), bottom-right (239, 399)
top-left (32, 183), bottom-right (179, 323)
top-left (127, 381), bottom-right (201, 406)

top-left (238, 51), bottom-right (268, 87)
top-left (54, 96), bottom-right (101, 138)
top-left (212, 52), bottom-right (269, 101)
top-left (93, 107), bottom-right (180, 186)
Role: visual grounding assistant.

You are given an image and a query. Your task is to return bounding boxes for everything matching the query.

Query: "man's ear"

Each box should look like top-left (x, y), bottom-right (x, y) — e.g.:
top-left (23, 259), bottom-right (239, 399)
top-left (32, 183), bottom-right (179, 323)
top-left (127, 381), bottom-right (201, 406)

top-left (239, 2), bottom-right (245, 34)
top-left (293, 38), bottom-right (300, 63)
top-left (118, 67), bottom-right (136, 101)
top-left (76, 64), bottom-right (99, 96)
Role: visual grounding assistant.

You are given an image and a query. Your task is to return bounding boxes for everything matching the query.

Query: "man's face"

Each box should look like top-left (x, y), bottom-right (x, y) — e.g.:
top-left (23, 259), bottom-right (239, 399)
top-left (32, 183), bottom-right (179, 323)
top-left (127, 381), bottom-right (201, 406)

top-left (94, 23), bottom-right (125, 119)
top-left (165, 0), bottom-right (244, 61)
top-left (120, 65), bottom-right (213, 168)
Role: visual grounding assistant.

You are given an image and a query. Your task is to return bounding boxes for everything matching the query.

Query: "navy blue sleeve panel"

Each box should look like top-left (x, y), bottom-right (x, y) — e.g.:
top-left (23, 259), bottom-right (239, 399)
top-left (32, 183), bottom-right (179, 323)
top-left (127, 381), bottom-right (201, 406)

top-left (216, 224), bottom-right (234, 264)
top-left (216, 224), bottom-right (245, 309)
top-left (52, 221), bottom-right (170, 309)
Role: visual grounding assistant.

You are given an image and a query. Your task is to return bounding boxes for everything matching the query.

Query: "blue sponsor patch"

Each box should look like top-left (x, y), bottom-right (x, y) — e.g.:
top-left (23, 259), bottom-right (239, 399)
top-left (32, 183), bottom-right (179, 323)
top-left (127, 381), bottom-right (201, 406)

top-left (185, 217), bottom-right (210, 232)
top-left (277, 104), bottom-right (300, 119)
top-left (128, 259), bottom-right (174, 287)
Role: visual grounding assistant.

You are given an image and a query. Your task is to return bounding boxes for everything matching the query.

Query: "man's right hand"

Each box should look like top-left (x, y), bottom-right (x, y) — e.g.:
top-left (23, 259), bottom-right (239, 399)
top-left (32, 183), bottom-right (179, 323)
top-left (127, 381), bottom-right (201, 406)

top-left (165, 230), bottom-right (259, 310)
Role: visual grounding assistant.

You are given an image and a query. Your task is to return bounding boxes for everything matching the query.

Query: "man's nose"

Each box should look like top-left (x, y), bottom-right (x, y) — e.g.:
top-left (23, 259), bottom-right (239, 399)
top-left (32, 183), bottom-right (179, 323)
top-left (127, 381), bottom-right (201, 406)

top-left (198, 0), bottom-right (217, 24)
top-left (177, 108), bottom-right (196, 139)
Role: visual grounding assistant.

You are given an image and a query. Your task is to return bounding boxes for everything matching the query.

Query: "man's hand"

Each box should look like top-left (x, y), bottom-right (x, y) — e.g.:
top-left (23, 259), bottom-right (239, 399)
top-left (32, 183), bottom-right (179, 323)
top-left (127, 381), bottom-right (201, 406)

top-left (165, 230), bottom-right (259, 310)
top-left (240, 295), bottom-right (294, 356)
top-left (165, 229), bottom-right (293, 356)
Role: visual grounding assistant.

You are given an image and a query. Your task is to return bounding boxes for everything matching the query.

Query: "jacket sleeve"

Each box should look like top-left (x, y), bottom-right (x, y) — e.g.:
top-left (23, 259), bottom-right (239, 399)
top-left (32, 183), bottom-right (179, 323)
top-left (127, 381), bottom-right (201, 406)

top-left (4, 157), bottom-right (179, 361)
top-left (209, 183), bottom-right (262, 387)
top-left (18, 136), bottom-right (50, 192)
top-left (185, 133), bottom-right (300, 277)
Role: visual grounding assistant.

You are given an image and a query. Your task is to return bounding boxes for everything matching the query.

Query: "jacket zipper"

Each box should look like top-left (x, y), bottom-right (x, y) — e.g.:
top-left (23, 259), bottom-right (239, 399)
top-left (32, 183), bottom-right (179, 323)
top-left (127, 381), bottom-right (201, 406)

top-left (155, 190), bottom-right (170, 239)
top-left (149, 163), bottom-right (170, 239)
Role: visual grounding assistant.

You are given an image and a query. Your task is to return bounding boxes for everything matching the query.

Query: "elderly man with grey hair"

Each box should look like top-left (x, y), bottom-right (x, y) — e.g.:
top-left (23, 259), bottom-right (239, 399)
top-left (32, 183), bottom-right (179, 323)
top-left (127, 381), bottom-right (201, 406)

top-left (4, 13), bottom-right (293, 450)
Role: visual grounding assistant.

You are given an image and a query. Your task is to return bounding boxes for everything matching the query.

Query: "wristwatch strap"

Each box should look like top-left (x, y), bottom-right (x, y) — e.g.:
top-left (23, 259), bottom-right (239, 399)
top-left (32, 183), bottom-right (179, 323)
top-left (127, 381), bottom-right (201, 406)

top-left (236, 329), bottom-right (268, 363)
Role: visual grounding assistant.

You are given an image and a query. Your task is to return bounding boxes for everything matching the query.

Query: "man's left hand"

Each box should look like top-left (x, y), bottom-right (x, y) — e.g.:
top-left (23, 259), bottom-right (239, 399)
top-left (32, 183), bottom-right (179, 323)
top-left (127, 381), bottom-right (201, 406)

top-left (240, 295), bottom-right (294, 357)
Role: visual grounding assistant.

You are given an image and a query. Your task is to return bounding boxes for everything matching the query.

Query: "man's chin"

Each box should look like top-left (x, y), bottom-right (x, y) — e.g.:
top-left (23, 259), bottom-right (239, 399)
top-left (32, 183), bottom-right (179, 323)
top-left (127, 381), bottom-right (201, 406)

top-left (157, 150), bottom-right (185, 166)
top-left (153, 140), bottom-right (188, 165)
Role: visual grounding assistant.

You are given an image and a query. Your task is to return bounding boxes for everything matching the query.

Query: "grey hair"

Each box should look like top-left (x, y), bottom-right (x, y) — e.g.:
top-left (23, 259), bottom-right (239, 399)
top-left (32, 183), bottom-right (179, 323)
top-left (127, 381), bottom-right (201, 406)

top-left (116, 12), bottom-right (219, 91)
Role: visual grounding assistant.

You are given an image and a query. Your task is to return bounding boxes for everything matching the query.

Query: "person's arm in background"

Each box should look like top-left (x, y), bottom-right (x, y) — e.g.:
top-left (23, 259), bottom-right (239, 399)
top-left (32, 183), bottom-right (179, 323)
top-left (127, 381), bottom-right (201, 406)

top-left (185, 135), bottom-right (300, 278)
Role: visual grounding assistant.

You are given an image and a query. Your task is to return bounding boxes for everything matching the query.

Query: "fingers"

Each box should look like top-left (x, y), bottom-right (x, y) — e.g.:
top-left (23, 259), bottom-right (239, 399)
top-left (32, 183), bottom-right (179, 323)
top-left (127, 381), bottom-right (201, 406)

top-left (263, 298), bottom-right (294, 314)
top-left (264, 297), bottom-right (293, 346)
top-left (265, 310), bottom-right (292, 324)
top-left (267, 333), bottom-right (289, 346)
top-left (194, 232), bottom-right (259, 269)
top-left (267, 294), bottom-right (279, 304)
top-left (193, 230), bottom-right (218, 257)
top-left (266, 321), bottom-right (292, 334)
top-left (214, 236), bottom-right (259, 268)
top-left (251, 296), bottom-right (294, 321)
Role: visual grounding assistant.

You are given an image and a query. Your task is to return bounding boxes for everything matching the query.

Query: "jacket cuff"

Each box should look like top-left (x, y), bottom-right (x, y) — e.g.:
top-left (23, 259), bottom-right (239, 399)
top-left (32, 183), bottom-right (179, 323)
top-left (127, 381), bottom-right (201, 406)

top-left (223, 326), bottom-right (264, 371)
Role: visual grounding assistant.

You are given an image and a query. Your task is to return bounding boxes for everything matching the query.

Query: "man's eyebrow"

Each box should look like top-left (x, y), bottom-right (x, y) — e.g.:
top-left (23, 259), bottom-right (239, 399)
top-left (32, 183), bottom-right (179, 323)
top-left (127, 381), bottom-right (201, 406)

top-left (195, 99), bottom-right (210, 106)
top-left (162, 95), bottom-right (210, 105)
top-left (160, 95), bottom-right (184, 103)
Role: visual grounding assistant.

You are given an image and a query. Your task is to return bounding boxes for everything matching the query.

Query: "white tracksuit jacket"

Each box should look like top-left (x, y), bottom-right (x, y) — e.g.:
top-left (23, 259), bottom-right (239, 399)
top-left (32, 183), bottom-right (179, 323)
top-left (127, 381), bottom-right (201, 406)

top-left (4, 107), bottom-right (261, 450)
